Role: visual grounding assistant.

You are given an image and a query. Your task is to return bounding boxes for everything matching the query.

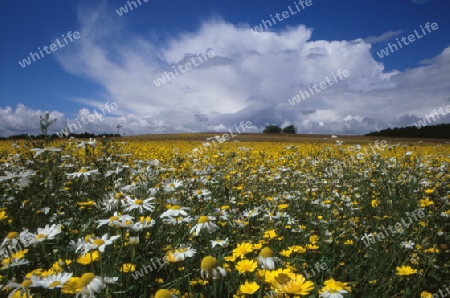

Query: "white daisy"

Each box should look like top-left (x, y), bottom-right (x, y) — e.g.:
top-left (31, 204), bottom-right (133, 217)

top-left (6, 280), bottom-right (35, 298)
top-left (162, 216), bottom-right (194, 225)
top-left (200, 256), bottom-right (226, 280)
top-left (129, 216), bottom-right (155, 231)
top-left (102, 276), bottom-right (119, 284)
top-left (30, 147), bottom-right (62, 158)
top-left (319, 289), bottom-right (350, 298)
top-left (193, 188), bottom-right (212, 199)
top-left (123, 196), bottom-right (155, 213)
top-left (74, 273), bottom-right (106, 297)
top-left (66, 168), bottom-right (99, 180)
top-left (105, 165), bottom-right (127, 177)
top-left (257, 247), bottom-right (281, 270)
top-left (211, 238), bottom-right (229, 248)
top-left (98, 192), bottom-right (126, 211)
top-left (401, 240), bottom-right (415, 250)
top-left (160, 205), bottom-right (190, 218)
top-left (97, 213), bottom-right (135, 229)
top-left (31, 272), bottom-right (73, 289)
top-left (34, 224), bottom-right (62, 242)
top-left (79, 234), bottom-right (120, 254)
top-left (0, 169), bottom-right (36, 188)
top-left (242, 208), bottom-right (260, 218)
top-left (163, 179), bottom-right (184, 192)
top-left (169, 244), bottom-right (197, 262)
top-left (189, 216), bottom-right (219, 236)
top-left (360, 233), bottom-right (374, 241)
top-left (2, 257), bottom-right (30, 269)
top-left (77, 138), bottom-right (97, 148)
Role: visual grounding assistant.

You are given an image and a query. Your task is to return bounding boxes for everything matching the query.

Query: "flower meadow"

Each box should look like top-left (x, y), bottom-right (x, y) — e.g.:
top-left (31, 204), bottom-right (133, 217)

top-left (0, 136), bottom-right (449, 298)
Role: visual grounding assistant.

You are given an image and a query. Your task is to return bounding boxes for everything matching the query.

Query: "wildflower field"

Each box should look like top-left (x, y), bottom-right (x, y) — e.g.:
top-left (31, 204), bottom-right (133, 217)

top-left (0, 135), bottom-right (449, 298)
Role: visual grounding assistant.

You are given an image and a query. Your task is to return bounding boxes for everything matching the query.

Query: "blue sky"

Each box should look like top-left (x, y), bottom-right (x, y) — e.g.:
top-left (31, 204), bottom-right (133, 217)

top-left (1, 0), bottom-right (449, 136)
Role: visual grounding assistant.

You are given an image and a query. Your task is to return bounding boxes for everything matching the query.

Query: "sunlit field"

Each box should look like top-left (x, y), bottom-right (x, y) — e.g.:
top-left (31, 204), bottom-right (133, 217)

top-left (0, 135), bottom-right (449, 298)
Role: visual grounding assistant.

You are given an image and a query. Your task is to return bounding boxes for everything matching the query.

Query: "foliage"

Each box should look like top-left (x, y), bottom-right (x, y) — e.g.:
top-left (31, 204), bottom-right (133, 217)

top-left (282, 125), bottom-right (296, 134)
top-left (366, 123), bottom-right (450, 138)
top-left (263, 125), bottom-right (282, 134)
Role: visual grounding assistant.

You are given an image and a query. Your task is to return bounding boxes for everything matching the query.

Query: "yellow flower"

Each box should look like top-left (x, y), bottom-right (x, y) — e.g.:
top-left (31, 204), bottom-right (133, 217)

top-left (120, 263), bottom-right (136, 272)
top-left (396, 265), bottom-right (417, 276)
top-left (264, 229), bottom-right (277, 239)
top-left (11, 249), bottom-right (29, 260)
top-left (421, 291), bottom-right (433, 298)
top-left (232, 242), bottom-right (253, 259)
top-left (47, 260), bottom-right (63, 274)
top-left (306, 244), bottom-right (319, 250)
top-left (319, 278), bottom-right (351, 297)
top-left (280, 249), bottom-right (292, 257)
top-left (424, 189), bottom-right (434, 195)
top-left (76, 251), bottom-right (99, 265)
top-left (77, 200), bottom-right (96, 208)
top-left (155, 289), bottom-right (175, 298)
top-left (371, 199), bottom-right (379, 207)
top-left (6, 232), bottom-right (19, 239)
top-left (309, 235), bottom-right (319, 244)
top-left (291, 245), bottom-right (306, 253)
top-left (344, 240), bottom-right (354, 245)
top-left (235, 259), bottom-right (257, 274)
top-left (0, 211), bottom-right (8, 221)
top-left (278, 203), bottom-right (289, 209)
top-left (252, 242), bottom-right (262, 250)
top-left (26, 269), bottom-right (45, 279)
top-left (239, 281), bottom-right (260, 294)
top-left (420, 198), bottom-right (434, 207)
top-left (274, 273), bottom-right (315, 295)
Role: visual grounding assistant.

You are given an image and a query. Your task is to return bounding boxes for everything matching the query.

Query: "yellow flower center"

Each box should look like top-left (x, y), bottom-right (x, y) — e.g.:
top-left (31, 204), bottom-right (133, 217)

top-left (169, 183), bottom-right (175, 188)
top-left (7, 232), bottom-right (19, 239)
top-left (274, 273), bottom-right (291, 285)
top-left (134, 199), bottom-right (143, 205)
top-left (49, 281), bottom-right (62, 288)
top-left (79, 273), bottom-right (95, 287)
top-left (21, 280), bottom-right (32, 288)
top-left (110, 216), bottom-right (119, 222)
top-left (170, 205), bottom-right (181, 210)
top-left (260, 247), bottom-right (274, 258)
top-left (198, 216), bottom-right (209, 224)
top-left (155, 289), bottom-right (174, 298)
top-left (93, 239), bottom-right (105, 246)
top-left (36, 234), bottom-right (47, 240)
top-left (200, 256), bottom-right (218, 270)
top-left (84, 234), bottom-right (94, 242)
top-left (78, 168), bottom-right (88, 173)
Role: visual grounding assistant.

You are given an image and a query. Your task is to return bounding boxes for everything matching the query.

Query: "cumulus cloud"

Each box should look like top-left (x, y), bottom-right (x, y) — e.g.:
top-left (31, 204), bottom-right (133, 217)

top-left (1, 3), bottom-right (449, 137)
top-left (365, 30), bottom-right (404, 44)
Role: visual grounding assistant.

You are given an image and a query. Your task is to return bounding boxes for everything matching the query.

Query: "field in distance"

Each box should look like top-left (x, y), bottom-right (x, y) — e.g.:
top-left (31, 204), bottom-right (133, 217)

top-left (124, 133), bottom-right (450, 145)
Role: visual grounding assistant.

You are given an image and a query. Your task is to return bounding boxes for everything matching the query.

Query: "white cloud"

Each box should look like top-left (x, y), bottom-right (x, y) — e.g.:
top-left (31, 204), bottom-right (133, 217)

top-left (365, 30), bottom-right (404, 44)
top-left (1, 4), bottom-right (449, 137)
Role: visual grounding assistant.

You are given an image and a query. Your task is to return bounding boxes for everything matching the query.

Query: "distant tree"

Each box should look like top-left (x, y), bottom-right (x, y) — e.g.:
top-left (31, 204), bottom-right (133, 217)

top-left (365, 123), bottom-right (449, 139)
top-left (116, 124), bottom-right (123, 135)
top-left (282, 125), bottom-right (296, 134)
top-left (39, 113), bottom-right (57, 136)
top-left (263, 125), bottom-right (282, 134)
